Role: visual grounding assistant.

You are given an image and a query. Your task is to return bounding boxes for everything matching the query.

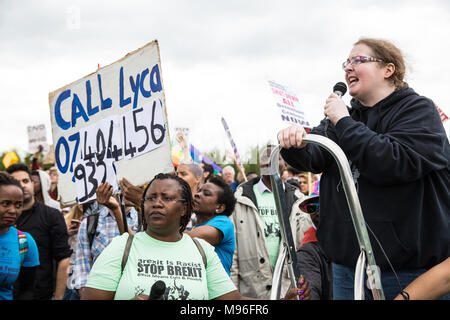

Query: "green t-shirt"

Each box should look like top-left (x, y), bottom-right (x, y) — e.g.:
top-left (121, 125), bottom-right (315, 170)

top-left (86, 232), bottom-right (236, 300)
top-left (253, 183), bottom-right (281, 270)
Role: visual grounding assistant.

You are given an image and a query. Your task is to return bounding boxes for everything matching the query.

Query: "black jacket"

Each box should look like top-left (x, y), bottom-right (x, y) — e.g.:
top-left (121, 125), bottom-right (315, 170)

top-left (296, 240), bottom-right (333, 300)
top-left (281, 87), bottom-right (450, 271)
top-left (15, 200), bottom-right (72, 299)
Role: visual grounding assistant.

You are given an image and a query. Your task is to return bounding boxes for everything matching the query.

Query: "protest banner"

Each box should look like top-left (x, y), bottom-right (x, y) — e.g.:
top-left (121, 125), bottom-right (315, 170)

top-left (173, 127), bottom-right (192, 163)
top-left (221, 117), bottom-right (247, 182)
top-left (267, 79), bottom-right (311, 128)
top-left (174, 127), bottom-right (190, 142)
top-left (27, 124), bottom-right (50, 154)
top-left (49, 40), bottom-right (173, 205)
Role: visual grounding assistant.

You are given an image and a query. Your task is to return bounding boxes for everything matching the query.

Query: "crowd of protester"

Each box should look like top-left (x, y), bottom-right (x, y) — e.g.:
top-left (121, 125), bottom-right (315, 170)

top-left (3, 146), bottom-right (447, 301)
top-left (1, 37), bottom-right (449, 301)
top-left (0, 151), bottom-right (313, 301)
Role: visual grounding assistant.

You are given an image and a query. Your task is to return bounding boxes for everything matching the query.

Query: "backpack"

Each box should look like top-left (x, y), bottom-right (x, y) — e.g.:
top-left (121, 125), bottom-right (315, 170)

top-left (17, 230), bottom-right (28, 266)
top-left (85, 203), bottom-right (141, 249)
top-left (120, 233), bottom-right (207, 273)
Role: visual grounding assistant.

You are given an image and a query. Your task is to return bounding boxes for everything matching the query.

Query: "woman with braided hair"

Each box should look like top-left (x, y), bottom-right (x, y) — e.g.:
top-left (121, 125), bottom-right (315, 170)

top-left (81, 173), bottom-right (309, 300)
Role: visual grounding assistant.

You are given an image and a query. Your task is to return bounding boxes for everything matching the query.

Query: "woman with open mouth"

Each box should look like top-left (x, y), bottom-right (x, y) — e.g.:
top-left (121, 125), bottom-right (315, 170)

top-left (277, 37), bottom-right (449, 300)
top-left (187, 176), bottom-right (236, 275)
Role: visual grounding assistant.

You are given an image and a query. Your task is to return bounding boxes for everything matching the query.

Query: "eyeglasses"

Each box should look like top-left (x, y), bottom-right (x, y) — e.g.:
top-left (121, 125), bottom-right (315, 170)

top-left (144, 195), bottom-right (186, 204)
top-left (299, 203), bottom-right (320, 215)
top-left (342, 56), bottom-right (384, 70)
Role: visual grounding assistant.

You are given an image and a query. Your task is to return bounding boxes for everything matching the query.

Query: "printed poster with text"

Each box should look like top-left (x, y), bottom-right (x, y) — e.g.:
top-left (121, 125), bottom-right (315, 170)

top-left (267, 80), bottom-right (311, 128)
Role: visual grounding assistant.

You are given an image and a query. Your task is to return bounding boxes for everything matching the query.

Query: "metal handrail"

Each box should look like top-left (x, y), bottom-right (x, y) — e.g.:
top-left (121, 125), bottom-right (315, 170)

top-left (269, 133), bottom-right (385, 300)
top-left (269, 149), bottom-right (301, 300)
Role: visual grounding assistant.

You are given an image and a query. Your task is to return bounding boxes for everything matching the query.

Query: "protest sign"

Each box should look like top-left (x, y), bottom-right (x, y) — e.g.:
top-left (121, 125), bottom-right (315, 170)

top-left (49, 40), bottom-right (173, 205)
top-left (27, 124), bottom-right (50, 154)
top-left (435, 104), bottom-right (449, 123)
top-left (174, 127), bottom-right (190, 142)
top-left (267, 80), bottom-right (311, 128)
top-left (221, 117), bottom-right (247, 182)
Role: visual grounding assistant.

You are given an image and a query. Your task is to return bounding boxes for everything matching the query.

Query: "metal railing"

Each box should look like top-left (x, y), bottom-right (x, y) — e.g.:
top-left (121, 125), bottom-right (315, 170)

top-left (269, 134), bottom-right (385, 300)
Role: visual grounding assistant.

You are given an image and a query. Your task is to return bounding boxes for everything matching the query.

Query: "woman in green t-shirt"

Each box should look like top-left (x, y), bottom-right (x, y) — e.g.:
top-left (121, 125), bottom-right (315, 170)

top-left (81, 173), bottom-right (309, 300)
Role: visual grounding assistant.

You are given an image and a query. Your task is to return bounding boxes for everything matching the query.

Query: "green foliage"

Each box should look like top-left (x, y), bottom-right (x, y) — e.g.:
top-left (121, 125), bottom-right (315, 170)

top-left (0, 151), bottom-right (52, 172)
top-left (204, 148), bottom-right (227, 166)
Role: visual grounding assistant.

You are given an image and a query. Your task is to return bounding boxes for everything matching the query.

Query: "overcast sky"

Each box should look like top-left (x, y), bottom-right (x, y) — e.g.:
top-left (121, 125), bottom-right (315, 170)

top-left (1, 0), bottom-right (449, 163)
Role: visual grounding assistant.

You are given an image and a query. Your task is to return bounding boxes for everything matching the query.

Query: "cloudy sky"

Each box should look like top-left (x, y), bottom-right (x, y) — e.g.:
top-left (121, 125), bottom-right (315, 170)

top-left (1, 0), bottom-right (449, 163)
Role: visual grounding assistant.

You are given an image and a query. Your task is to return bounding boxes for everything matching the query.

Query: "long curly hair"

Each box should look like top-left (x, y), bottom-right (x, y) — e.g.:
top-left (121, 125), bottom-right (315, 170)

top-left (141, 173), bottom-right (194, 234)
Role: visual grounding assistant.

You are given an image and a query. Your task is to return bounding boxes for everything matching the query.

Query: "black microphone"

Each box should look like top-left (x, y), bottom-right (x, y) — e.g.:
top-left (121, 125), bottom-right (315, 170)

top-left (324, 82), bottom-right (348, 136)
top-left (148, 280), bottom-right (166, 300)
top-left (333, 81), bottom-right (347, 98)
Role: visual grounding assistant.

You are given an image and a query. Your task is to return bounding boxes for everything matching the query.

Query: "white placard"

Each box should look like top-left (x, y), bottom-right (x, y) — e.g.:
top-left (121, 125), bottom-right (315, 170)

top-left (49, 41), bottom-right (173, 205)
top-left (27, 124), bottom-right (50, 153)
top-left (79, 115), bottom-right (123, 162)
top-left (268, 80), bottom-right (311, 128)
top-left (121, 99), bottom-right (167, 159)
top-left (174, 127), bottom-right (190, 140)
top-left (73, 157), bottom-right (119, 204)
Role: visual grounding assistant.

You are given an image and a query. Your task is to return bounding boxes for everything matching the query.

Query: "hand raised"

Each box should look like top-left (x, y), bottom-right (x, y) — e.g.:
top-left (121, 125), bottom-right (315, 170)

top-left (119, 177), bottom-right (144, 207)
top-left (96, 182), bottom-right (119, 211)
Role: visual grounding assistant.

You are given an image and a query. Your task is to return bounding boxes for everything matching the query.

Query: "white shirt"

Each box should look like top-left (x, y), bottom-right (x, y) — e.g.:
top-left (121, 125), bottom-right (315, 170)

top-left (257, 177), bottom-right (272, 194)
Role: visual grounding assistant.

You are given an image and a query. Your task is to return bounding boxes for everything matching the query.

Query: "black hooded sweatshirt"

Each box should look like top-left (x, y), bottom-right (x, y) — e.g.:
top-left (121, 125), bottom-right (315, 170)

top-left (281, 87), bottom-right (450, 271)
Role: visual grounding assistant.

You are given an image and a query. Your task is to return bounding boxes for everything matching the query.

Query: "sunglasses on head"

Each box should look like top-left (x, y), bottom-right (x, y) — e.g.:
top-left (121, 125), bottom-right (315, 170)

top-left (299, 202), bottom-right (320, 215)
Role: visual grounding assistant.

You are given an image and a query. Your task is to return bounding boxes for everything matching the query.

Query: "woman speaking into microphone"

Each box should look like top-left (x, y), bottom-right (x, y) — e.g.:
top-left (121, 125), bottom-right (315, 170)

top-left (277, 38), bottom-right (449, 300)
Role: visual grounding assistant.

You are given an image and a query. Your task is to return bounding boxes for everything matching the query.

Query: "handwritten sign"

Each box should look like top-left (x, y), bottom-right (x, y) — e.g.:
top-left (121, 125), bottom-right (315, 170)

top-left (73, 157), bottom-right (118, 203)
top-left (70, 115), bottom-right (120, 203)
top-left (49, 40), bottom-right (173, 205)
top-left (268, 80), bottom-right (311, 128)
top-left (27, 124), bottom-right (50, 154)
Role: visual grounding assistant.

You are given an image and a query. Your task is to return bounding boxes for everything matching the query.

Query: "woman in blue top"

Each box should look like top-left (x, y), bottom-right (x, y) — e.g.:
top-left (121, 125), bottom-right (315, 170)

top-left (0, 172), bottom-right (39, 300)
top-left (187, 176), bottom-right (236, 275)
